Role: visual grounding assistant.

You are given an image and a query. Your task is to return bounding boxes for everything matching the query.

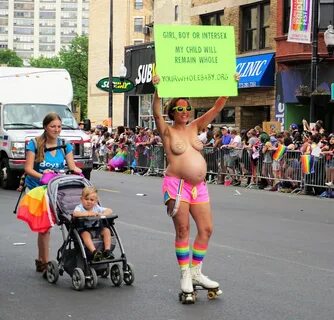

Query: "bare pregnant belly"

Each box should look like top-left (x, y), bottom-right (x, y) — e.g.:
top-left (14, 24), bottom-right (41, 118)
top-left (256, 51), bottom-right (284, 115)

top-left (166, 152), bottom-right (207, 185)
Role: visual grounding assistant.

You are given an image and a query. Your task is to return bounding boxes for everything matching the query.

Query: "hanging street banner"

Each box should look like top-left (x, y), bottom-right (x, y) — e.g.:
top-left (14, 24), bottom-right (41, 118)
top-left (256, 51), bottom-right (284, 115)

top-left (154, 24), bottom-right (237, 97)
top-left (287, 0), bottom-right (312, 44)
top-left (96, 77), bottom-right (134, 93)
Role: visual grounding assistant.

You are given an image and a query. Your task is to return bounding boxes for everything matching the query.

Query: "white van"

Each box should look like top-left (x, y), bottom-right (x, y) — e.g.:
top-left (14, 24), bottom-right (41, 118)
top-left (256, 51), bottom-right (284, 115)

top-left (0, 67), bottom-right (93, 189)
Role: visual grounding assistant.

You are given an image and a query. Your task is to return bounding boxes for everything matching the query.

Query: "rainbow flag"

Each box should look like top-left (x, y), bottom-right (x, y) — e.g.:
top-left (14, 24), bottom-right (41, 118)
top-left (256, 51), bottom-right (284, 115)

top-left (291, 0), bottom-right (310, 31)
top-left (273, 145), bottom-right (286, 161)
top-left (287, 0), bottom-right (312, 44)
top-left (300, 154), bottom-right (314, 174)
top-left (17, 186), bottom-right (55, 233)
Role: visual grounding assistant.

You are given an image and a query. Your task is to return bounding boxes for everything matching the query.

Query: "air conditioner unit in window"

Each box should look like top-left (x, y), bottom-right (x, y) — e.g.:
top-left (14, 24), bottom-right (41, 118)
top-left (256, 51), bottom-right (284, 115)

top-left (143, 25), bottom-right (150, 35)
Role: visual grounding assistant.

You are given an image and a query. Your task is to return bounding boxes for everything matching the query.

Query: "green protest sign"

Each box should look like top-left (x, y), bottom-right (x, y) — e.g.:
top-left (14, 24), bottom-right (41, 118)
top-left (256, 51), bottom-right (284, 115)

top-left (154, 25), bottom-right (237, 98)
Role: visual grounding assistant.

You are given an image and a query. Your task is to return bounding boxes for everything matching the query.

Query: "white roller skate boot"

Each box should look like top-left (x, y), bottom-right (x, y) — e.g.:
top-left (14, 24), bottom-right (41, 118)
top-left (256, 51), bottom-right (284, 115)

top-left (179, 267), bottom-right (195, 304)
top-left (191, 263), bottom-right (222, 299)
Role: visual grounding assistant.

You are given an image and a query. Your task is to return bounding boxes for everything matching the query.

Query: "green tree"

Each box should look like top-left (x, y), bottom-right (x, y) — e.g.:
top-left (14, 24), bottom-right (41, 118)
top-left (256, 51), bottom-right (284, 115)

top-left (59, 36), bottom-right (88, 119)
top-left (29, 56), bottom-right (63, 68)
top-left (0, 49), bottom-right (23, 67)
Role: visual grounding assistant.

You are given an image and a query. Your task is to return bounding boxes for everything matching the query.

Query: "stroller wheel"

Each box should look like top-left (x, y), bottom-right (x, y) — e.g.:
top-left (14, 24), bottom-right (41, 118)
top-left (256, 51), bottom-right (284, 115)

top-left (46, 260), bottom-right (59, 284)
top-left (110, 264), bottom-right (123, 287)
top-left (85, 267), bottom-right (98, 289)
top-left (72, 267), bottom-right (85, 291)
top-left (123, 263), bottom-right (135, 285)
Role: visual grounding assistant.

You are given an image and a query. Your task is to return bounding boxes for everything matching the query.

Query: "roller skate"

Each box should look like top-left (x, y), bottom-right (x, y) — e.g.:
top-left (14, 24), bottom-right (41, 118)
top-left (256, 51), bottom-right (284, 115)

top-left (178, 267), bottom-right (196, 304)
top-left (191, 264), bottom-right (222, 300)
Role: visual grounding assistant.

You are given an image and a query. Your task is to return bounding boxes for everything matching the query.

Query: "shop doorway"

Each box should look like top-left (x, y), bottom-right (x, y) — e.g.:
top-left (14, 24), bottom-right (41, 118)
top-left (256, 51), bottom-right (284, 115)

top-left (128, 96), bottom-right (139, 129)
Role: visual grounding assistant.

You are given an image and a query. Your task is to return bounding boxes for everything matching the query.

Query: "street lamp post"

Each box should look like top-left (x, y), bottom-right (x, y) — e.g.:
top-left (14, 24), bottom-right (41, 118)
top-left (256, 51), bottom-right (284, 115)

top-left (309, 0), bottom-right (334, 123)
top-left (310, 0), bottom-right (319, 123)
top-left (108, 0), bottom-right (113, 123)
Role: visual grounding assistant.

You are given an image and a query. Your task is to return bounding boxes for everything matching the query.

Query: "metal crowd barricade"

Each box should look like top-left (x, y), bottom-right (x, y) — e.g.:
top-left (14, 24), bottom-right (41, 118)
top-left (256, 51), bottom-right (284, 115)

top-left (104, 142), bottom-right (332, 197)
top-left (203, 147), bottom-right (220, 183)
top-left (256, 150), bottom-right (302, 186)
top-left (124, 144), bottom-right (166, 175)
top-left (303, 156), bottom-right (327, 189)
top-left (143, 145), bottom-right (165, 176)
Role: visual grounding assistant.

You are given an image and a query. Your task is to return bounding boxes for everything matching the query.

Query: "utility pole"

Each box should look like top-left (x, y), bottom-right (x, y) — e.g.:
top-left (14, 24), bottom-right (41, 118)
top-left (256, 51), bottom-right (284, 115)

top-left (310, 0), bottom-right (319, 123)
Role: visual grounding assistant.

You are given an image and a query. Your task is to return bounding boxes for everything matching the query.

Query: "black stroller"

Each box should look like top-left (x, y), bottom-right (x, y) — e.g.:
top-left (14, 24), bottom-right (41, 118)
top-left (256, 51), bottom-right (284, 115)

top-left (44, 174), bottom-right (135, 290)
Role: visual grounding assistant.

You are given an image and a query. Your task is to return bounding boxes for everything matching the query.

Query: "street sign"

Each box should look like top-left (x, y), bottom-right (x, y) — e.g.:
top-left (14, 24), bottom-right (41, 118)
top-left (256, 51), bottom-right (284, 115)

top-left (331, 83), bottom-right (334, 100)
top-left (96, 77), bottom-right (134, 93)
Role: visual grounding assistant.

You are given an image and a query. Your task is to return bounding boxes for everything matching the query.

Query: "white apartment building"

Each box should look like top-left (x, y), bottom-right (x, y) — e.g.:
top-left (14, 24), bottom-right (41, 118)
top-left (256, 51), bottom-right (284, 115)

top-left (0, 0), bottom-right (89, 61)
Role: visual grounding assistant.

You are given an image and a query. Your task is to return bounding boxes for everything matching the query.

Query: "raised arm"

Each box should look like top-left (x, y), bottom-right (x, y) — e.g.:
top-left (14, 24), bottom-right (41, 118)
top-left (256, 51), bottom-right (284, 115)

top-left (191, 73), bottom-right (239, 132)
top-left (191, 96), bottom-right (228, 132)
top-left (152, 76), bottom-right (168, 137)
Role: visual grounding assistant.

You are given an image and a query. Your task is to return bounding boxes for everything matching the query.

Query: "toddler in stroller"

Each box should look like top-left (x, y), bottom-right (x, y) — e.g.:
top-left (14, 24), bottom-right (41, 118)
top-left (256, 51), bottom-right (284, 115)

top-left (73, 186), bottom-right (114, 262)
top-left (45, 174), bottom-right (134, 290)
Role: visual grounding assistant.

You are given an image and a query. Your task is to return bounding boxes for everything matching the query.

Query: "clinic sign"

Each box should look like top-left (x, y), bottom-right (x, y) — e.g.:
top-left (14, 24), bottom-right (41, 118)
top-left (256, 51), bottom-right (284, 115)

top-left (236, 53), bottom-right (275, 88)
top-left (96, 77), bottom-right (134, 93)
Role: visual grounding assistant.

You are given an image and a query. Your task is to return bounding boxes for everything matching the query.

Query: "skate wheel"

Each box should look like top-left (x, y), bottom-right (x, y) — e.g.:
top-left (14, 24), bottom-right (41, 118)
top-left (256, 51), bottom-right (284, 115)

top-left (207, 291), bottom-right (216, 300)
top-left (179, 292), bottom-right (195, 304)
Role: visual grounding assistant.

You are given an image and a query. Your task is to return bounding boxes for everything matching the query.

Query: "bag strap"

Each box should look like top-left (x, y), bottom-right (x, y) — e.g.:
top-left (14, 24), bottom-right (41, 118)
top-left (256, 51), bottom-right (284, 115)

top-left (32, 137), bottom-right (67, 156)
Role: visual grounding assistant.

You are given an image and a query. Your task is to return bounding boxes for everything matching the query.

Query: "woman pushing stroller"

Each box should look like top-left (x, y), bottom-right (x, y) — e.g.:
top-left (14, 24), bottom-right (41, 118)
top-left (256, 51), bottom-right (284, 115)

top-left (24, 112), bottom-right (82, 273)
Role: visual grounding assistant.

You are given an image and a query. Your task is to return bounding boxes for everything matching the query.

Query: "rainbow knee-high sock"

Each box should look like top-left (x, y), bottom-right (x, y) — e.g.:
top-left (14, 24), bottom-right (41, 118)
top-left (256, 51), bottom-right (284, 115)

top-left (191, 242), bottom-right (208, 267)
top-left (175, 241), bottom-right (190, 269)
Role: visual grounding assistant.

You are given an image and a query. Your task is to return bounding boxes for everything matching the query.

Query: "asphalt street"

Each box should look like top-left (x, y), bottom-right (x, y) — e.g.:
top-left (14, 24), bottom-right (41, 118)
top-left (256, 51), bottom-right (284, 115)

top-left (1, 170), bottom-right (333, 320)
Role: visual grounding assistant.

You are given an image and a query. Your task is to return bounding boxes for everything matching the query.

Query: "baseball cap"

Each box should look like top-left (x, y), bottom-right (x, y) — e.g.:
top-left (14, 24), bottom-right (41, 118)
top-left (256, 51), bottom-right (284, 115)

top-left (221, 126), bottom-right (228, 130)
top-left (290, 123), bottom-right (298, 130)
top-left (207, 124), bottom-right (213, 129)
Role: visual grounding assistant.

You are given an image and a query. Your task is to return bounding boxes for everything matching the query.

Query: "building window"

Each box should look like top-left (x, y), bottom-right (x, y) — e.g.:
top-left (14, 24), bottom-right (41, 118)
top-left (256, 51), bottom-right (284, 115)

top-left (134, 39), bottom-right (144, 45)
top-left (319, 0), bottom-right (334, 30)
top-left (134, 17), bottom-right (143, 33)
top-left (134, 0), bottom-right (143, 10)
top-left (283, 0), bottom-right (290, 34)
top-left (175, 5), bottom-right (179, 21)
top-left (200, 10), bottom-right (224, 25)
top-left (195, 107), bottom-right (235, 124)
top-left (242, 2), bottom-right (270, 52)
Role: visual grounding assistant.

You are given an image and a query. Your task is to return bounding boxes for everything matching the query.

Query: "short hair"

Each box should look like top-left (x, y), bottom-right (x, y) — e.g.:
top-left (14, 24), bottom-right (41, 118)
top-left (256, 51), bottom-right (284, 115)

top-left (166, 97), bottom-right (190, 121)
top-left (81, 186), bottom-right (98, 199)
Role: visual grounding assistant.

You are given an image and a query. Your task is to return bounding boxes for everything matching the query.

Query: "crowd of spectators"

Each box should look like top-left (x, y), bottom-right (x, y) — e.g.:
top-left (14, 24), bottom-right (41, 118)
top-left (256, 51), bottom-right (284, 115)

top-left (85, 119), bottom-right (333, 195)
top-left (87, 125), bottom-right (162, 170)
top-left (201, 119), bottom-right (334, 194)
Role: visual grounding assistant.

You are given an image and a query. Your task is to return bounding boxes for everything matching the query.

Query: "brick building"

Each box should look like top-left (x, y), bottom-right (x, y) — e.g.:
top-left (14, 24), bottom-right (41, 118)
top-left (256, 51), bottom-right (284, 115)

top-left (87, 0), bottom-right (334, 131)
top-left (275, 0), bottom-right (334, 132)
top-left (122, 0), bottom-right (277, 131)
top-left (188, 0), bottom-right (277, 131)
top-left (87, 0), bottom-right (153, 127)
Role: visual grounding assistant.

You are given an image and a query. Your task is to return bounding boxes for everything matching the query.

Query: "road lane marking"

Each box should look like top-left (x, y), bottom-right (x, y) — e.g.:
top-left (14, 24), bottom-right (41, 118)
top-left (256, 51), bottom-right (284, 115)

top-left (117, 220), bottom-right (334, 274)
top-left (98, 188), bottom-right (120, 193)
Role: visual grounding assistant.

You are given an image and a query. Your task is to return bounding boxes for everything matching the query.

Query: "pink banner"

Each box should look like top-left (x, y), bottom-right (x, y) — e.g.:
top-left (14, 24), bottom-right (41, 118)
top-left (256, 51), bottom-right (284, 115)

top-left (287, 0), bottom-right (313, 44)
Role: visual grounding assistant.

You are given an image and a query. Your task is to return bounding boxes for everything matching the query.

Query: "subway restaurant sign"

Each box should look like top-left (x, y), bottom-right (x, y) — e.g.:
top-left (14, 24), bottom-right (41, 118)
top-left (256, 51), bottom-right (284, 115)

top-left (96, 77), bottom-right (134, 93)
top-left (154, 24), bottom-right (238, 97)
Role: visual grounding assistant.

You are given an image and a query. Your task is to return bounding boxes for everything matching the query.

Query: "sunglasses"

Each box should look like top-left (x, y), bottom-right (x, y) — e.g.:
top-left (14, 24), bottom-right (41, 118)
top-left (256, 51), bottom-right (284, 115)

top-left (172, 105), bottom-right (192, 112)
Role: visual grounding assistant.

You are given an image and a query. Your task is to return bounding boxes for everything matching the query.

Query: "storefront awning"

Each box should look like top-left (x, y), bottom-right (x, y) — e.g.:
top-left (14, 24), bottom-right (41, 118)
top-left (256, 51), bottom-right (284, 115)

top-left (236, 53), bottom-right (275, 88)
